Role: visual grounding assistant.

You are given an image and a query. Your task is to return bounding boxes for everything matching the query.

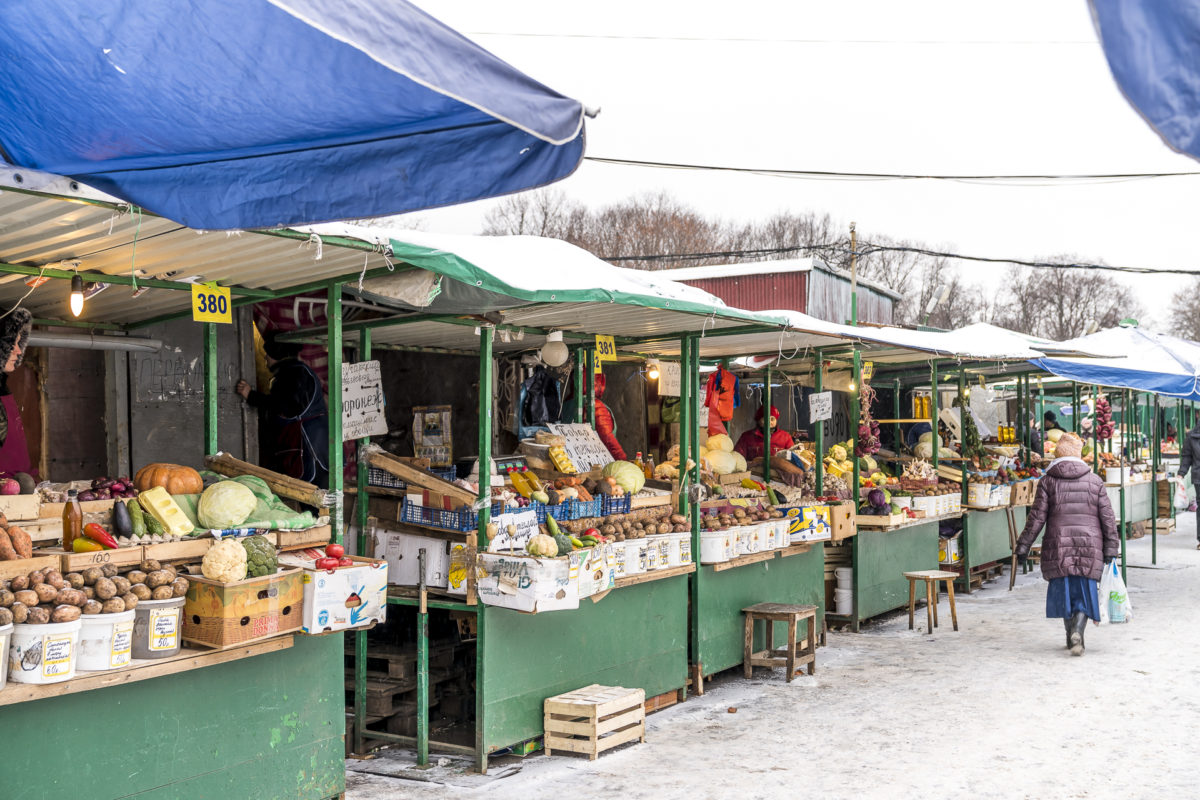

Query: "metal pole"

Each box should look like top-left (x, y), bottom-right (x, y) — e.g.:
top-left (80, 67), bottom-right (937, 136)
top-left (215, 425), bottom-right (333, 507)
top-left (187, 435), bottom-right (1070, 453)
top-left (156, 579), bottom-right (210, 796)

top-left (1038, 378), bottom-right (1045, 443)
top-left (958, 372), bottom-right (967, 506)
top-left (203, 323), bottom-right (218, 455)
top-left (849, 222), bottom-right (858, 326)
top-left (930, 361), bottom-right (939, 468)
top-left (575, 348), bottom-right (585, 422)
top-left (1152, 393), bottom-right (1159, 565)
top-left (678, 339), bottom-right (691, 515)
top-left (814, 351), bottom-right (824, 496)
top-left (417, 548), bottom-right (429, 766)
top-left (587, 348), bottom-right (597, 429)
top-left (851, 348), bottom-right (862, 632)
top-left (762, 367), bottom-right (772, 483)
top-left (892, 377), bottom-right (901, 468)
top-left (327, 283), bottom-right (344, 542)
top-left (353, 328), bottom-right (371, 756)
top-left (1072, 384), bottom-right (1080, 434)
top-left (474, 325), bottom-right (494, 774)
top-left (1120, 389), bottom-right (1128, 582)
top-left (687, 335), bottom-right (702, 672)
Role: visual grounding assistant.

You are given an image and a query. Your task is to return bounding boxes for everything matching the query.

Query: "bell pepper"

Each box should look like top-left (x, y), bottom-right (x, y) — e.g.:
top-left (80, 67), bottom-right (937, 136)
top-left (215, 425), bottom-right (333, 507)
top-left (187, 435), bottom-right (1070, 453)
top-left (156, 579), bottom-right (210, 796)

top-left (72, 536), bottom-right (105, 552)
top-left (83, 522), bottom-right (119, 550)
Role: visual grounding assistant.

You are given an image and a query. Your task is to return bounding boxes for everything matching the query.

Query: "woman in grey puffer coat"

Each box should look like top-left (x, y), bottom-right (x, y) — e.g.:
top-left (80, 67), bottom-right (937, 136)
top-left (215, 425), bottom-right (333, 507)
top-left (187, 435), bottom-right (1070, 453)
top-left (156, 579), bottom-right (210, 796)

top-left (1176, 423), bottom-right (1200, 548)
top-left (1015, 433), bottom-right (1120, 656)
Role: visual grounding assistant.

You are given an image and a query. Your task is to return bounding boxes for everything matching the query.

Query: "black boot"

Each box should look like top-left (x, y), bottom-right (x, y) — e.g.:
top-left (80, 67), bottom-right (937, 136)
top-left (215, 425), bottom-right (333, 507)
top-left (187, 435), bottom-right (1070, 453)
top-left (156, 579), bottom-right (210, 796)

top-left (1069, 612), bottom-right (1087, 656)
top-left (1063, 617), bottom-right (1073, 649)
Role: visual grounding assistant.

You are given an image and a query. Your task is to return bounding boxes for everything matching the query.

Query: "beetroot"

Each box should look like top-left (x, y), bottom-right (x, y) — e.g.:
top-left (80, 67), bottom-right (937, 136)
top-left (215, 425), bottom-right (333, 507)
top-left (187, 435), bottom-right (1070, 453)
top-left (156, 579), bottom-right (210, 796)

top-left (0, 478), bottom-right (19, 496)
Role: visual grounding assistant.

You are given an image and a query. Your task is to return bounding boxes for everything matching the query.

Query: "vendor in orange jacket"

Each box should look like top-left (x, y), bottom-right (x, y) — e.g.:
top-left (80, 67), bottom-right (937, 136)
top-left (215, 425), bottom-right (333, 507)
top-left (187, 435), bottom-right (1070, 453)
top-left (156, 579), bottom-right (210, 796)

top-left (734, 405), bottom-right (794, 461)
top-left (593, 373), bottom-right (627, 461)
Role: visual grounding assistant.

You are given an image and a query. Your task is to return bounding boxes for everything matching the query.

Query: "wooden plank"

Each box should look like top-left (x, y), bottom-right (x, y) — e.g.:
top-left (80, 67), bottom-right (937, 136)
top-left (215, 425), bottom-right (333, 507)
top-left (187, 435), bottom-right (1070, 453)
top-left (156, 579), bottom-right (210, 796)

top-left (0, 554), bottom-right (60, 581)
top-left (270, 524), bottom-right (332, 551)
top-left (613, 563), bottom-right (695, 589)
top-left (712, 550), bottom-right (776, 572)
top-left (35, 545), bottom-right (144, 573)
top-left (367, 451), bottom-right (476, 506)
top-left (777, 543), bottom-right (813, 558)
top-left (0, 636), bottom-right (294, 707)
top-left (39, 497), bottom-right (112, 519)
top-left (0, 493), bottom-right (42, 521)
top-left (142, 537), bottom-right (212, 563)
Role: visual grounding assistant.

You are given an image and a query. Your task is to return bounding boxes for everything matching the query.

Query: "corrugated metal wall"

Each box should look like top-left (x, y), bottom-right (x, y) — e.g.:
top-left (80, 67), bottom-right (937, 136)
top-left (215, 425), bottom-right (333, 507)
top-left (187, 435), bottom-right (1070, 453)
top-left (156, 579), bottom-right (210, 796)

top-left (806, 268), bottom-right (894, 325)
top-left (676, 273), bottom-right (808, 313)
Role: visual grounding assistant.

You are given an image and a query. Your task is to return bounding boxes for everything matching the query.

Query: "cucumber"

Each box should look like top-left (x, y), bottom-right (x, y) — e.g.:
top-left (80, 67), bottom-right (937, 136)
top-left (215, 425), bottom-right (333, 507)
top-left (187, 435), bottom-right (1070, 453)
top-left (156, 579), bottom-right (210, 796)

top-left (545, 514), bottom-right (562, 537)
top-left (143, 506), bottom-right (165, 536)
top-left (127, 499), bottom-right (147, 538)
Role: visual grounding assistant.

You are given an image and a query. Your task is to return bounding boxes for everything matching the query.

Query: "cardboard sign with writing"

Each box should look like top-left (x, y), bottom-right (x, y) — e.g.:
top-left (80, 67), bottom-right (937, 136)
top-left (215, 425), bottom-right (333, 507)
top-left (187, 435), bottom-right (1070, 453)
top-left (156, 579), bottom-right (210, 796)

top-left (809, 391), bottom-right (833, 424)
top-left (486, 510), bottom-right (541, 554)
top-left (658, 361), bottom-right (681, 397)
top-left (342, 360), bottom-right (388, 441)
top-left (547, 422), bottom-right (614, 471)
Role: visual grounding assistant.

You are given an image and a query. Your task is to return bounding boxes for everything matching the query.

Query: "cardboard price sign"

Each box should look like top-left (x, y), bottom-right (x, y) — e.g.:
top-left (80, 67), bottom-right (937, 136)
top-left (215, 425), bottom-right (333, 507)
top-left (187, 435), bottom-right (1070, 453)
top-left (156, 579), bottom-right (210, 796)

top-left (191, 282), bottom-right (232, 324)
top-left (487, 511), bottom-right (540, 553)
top-left (809, 391), bottom-right (833, 424)
top-left (341, 360), bottom-right (388, 441)
top-left (547, 422), bottom-right (614, 471)
top-left (658, 361), bottom-right (681, 397)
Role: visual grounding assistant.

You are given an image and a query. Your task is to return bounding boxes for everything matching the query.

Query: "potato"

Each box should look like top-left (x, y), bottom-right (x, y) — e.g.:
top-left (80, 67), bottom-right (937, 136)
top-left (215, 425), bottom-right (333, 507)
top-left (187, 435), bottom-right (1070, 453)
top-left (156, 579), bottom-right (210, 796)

top-left (111, 576), bottom-right (131, 594)
top-left (170, 577), bottom-right (189, 598)
top-left (82, 567), bottom-right (103, 586)
top-left (121, 592), bottom-right (139, 610)
top-left (82, 586), bottom-right (95, 600)
top-left (162, 564), bottom-right (177, 580)
top-left (139, 559), bottom-right (161, 573)
top-left (101, 597), bottom-right (126, 614)
top-left (82, 600), bottom-right (103, 615)
top-left (0, 607), bottom-right (12, 626)
top-left (100, 564), bottom-right (118, 578)
top-left (0, 589), bottom-right (12, 608)
top-left (14, 589), bottom-right (38, 607)
top-left (129, 584), bottom-right (152, 601)
top-left (26, 606), bottom-right (50, 624)
top-left (51, 604), bottom-right (81, 623)
top-left (62, 589), bottom-right (87, 607)
top-left (93, 577), bottom-right (117, 600)
top-left (34, 583), bottom-right (58, 603)
top-left (10, 601), bottom-right (28, 623)
top-left (66, 572), bottom-right (85, 589)
top-left (126, 570), bottom-right (147, 585)
top-left (44, 570), bottom-right (65, 588)
top-left (151, 585), bottom-right (174, 601)
top-left (28, 570), bottom-right (44, 586)
top-left (145, 570), bottom-right (173, 589)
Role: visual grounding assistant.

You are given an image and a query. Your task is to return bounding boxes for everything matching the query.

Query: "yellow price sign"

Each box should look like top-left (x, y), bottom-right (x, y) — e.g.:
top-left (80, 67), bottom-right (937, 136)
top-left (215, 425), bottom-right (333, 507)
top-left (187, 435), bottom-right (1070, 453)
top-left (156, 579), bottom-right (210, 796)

top-left (191, 282), bottom-right (232, 324)
top-left (594, 334), bottom-right (616, 373)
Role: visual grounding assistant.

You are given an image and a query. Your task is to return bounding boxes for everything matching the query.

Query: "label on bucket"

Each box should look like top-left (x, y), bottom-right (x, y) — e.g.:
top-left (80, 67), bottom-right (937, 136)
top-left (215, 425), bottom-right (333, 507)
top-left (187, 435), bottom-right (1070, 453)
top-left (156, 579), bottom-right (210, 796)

top-left (149, 608), bottom-right (180, 652)
top-left (679, 538), bottom-right (692, 564)
top-left (42, 634), bottom-right (73, 679)
top-left (111, 621), bottom-right (134, 668)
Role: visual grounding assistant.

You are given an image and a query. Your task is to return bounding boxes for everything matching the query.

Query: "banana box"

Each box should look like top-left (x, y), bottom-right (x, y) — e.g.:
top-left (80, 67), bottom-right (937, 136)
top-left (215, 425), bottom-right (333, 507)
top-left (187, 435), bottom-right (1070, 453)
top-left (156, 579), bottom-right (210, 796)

top-left (782, 505), bottom-right (832, 542)
top-left (299, 557), bottom-right (388, 634)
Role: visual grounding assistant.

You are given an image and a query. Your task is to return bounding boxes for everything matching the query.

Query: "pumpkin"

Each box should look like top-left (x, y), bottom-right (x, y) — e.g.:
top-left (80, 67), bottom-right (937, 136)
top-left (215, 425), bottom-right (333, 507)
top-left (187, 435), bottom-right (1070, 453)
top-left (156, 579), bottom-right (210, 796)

top-left (526, 534), bottom-right (558, 558)
top-left (134, 463), bottom-right (204, 495)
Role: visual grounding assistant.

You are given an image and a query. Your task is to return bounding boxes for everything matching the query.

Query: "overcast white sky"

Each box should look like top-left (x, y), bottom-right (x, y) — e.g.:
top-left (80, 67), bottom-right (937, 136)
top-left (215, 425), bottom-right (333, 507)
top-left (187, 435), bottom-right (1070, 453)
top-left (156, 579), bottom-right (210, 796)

top-left (408, 1), bottom-right (1198, 322)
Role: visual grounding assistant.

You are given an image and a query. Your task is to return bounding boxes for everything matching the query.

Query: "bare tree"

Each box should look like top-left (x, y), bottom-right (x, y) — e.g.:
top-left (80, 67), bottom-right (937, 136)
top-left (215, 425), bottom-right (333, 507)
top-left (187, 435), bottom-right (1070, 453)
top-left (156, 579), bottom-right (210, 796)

top-left (991, 259), bottom-right (1140, 340)
top-left (1169, 277), bottom-right (1200, 341)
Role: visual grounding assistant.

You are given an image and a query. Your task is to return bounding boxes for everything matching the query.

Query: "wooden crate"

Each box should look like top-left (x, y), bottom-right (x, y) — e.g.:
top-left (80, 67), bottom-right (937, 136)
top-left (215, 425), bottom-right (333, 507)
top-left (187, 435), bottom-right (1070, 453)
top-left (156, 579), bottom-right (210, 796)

top-left (0, 494), bottom-right (41, 522)
top-left (38, 544), bottom-right (145, 573)
top-left (544, 684), bottom-right (646, 761)
top-left (0, 554), bottom-right (61, 581)
top-left (39, 497), bottom-right (115, 519)
top-left (183, 566), bottom-right (303, 648)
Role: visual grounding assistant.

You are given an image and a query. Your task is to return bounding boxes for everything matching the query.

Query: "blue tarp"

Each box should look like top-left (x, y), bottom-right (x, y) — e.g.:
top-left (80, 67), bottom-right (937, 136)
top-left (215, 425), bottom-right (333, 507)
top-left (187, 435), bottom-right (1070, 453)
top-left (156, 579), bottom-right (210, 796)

top-left (1031, 326), bottom-right (1200, 401)
top-left (1091, 1), bottom-right (1200, 160)
top-left (0, 0), bottom-right (586, 229)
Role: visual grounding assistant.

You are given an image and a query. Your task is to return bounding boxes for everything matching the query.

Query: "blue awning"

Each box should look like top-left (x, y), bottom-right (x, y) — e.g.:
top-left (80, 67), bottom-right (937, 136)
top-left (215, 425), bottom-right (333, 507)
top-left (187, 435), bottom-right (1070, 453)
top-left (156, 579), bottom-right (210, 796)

top-left (1031, 326), bottom-right (1200, 400)
top-left (0, 0), bottom-right (586, 229)
top-left (1091, 1), bottom-right (1200, 160)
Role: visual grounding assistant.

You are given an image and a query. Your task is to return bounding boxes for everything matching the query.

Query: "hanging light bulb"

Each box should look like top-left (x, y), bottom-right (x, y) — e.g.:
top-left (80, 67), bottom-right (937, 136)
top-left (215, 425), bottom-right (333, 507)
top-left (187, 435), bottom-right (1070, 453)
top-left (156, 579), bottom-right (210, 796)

top-left (539, 330), bottom-right (569, 367)
top-left (647, 359), bottom-right (660, 380)
top-left (69, 274), bottom-right (85, 317)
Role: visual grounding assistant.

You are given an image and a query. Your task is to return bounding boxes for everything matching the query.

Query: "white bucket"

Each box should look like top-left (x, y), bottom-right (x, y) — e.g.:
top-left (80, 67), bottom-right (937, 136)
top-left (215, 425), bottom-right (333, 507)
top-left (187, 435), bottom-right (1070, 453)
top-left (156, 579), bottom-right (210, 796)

top-left (758, 522), bottom-right (776, 550)
top-left (623, 540), bottom-right (647, 575)
top-left (700, 531), bottom-right (733, 564)
top-left (775, 519), bottom-right (791, 548)
top-left (8, 619), bottom-right (82, 684)
top-left (731, 527), bottom-right (746, 556)
top-left (643, 535), bottom-right (663, 571)
top-left (835, 567), bottom-right (854, 589)
top-left (834, 588), bottom-right (853, 616)
top-left (893, 496), bottom-right (912, 510)
top-left (968, 484), bottom-right (991, 507)
top-left (676, 533), bottom-right (693, 565)
top-left (743, 525), bottom-right (763, 554)
top-left (78, 609), bottom-right (136, 671)
top-left (0, 623), bottom-right (10, 689)
top-left (649, 534), bottom-right (680, 568)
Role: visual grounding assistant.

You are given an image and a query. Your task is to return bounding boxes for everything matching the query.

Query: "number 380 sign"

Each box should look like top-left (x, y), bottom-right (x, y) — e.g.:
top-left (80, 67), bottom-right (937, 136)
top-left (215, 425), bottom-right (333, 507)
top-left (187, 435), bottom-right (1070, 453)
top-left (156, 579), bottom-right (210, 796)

top-left (191, 282), bottom-right (232, 324)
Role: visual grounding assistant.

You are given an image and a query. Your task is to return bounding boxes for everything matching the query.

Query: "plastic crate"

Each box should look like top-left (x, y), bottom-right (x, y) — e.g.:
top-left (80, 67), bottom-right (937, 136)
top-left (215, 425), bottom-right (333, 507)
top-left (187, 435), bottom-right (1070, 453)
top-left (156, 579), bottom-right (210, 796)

top-left (368, 465), bottom-right (458, 491)
top-left (600, 495), bottom-right (632, 515)
top-left (400, 498), bottom-right (505, 533)
top-left (565, 498), bottom-right (601, 520)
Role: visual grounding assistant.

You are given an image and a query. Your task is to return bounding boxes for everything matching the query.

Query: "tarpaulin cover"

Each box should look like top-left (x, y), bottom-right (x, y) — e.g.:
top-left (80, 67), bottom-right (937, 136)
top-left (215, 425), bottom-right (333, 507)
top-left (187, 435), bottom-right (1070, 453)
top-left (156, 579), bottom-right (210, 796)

top-left (1090, 1), bottom-right (1200, 160)
top-left (1031, 326), bottom-right (1200, 400)
top-left (0, 0), bottom-right (585, 229)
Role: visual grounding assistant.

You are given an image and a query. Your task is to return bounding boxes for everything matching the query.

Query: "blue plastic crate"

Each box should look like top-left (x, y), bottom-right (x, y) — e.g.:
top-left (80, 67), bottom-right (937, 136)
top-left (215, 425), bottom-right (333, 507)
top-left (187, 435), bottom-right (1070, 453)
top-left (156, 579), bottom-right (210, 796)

top-left (600, 495), bottom-right (632, 515)
top-left (565, 497), bottom-right (601, 520)
top-left (368, 464), bottom-right (458, 490)
top-left (400, 498), bottom-right (505, 533)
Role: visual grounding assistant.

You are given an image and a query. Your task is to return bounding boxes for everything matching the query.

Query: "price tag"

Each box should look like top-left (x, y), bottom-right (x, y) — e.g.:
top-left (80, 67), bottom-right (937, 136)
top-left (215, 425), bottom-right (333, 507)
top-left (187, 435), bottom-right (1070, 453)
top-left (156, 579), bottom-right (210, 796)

top-left (191, 282), bottom-right (232, 324)
top-left (862, 361), bottom-right (875, 382)
top-left (809, 391), bottom-right (833, 423)
top-left (594, 334), bottom-right (616, 362)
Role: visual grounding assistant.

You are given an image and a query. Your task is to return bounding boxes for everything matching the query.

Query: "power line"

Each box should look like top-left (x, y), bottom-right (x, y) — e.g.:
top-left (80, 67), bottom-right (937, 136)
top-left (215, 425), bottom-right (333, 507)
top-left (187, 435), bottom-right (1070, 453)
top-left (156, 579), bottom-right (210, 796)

top-left (468, 31), bottom-right (1097, 46)
top-left (585, 156), bottom-right (1200, 183)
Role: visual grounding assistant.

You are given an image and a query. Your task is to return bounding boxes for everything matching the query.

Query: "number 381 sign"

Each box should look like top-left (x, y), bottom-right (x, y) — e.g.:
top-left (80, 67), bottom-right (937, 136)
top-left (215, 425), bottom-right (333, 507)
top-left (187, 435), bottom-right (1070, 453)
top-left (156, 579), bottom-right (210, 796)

top-left (191, 282), bottom-right (232, 324)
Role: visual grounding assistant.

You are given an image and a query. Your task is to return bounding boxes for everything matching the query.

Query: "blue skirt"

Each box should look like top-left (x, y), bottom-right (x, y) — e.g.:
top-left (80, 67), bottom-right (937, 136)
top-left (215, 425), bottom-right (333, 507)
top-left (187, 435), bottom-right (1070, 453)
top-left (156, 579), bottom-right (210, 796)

top-left (1046, 576), bottom-right (1100, 621)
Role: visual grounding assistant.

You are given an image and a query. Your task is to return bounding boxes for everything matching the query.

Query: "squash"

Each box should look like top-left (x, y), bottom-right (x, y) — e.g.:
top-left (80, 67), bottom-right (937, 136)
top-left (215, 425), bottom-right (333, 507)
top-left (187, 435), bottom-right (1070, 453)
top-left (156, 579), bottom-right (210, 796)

top-left (526, 534), bottom-right (558, 558)
top-left (135, 463), bottom-right (204, 495)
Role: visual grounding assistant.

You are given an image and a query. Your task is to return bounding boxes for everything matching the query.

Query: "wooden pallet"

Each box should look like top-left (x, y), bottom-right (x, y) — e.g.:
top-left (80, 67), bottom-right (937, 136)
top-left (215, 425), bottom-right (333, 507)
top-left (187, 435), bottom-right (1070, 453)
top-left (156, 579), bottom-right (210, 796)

top-left (544, 684), bottom-right (646, 760)
top-left (343, 642), bottom-right (456, 680)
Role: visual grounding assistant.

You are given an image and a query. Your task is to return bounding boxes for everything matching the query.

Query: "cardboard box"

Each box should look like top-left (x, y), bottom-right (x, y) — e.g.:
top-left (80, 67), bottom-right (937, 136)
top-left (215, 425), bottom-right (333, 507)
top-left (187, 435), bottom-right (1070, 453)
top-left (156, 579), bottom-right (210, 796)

top-left (787, 505), bottom-right (832, 542)
top-left (574, 545), bottom-right (616, 598)
top-left (298, 557), bottom-right (388, 634)
top-left (828, 503), bottom-right (856, 542)
top-left (477, 552), bottom-right (579, 613)
top-left (183, 566), bottom-right (304, 648)
top-left (371, 529), bottom-right (450, 588)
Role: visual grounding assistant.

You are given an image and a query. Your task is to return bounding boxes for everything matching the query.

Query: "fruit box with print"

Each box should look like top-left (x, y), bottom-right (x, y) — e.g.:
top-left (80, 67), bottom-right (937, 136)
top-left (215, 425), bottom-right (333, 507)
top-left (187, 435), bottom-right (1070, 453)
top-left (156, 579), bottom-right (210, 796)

top-left (281, 550), bottom-right (388, 633)
top-left (477, 552), bottom-right (580, 613)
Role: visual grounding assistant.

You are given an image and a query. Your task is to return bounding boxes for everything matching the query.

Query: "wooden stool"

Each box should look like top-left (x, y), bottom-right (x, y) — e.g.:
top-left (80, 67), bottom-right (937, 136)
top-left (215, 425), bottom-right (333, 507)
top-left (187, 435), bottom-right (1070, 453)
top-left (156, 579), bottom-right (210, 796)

top-left (904, 570), bottom-right (958, 634)
top-left (742, 603), bottom-right (817, 682)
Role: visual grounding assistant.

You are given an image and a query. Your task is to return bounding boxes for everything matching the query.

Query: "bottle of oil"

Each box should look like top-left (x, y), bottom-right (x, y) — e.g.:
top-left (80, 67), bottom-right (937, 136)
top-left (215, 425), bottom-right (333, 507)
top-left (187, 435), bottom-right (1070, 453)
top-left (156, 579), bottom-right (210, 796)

top-left (62, 489), bottom-right (83, 551)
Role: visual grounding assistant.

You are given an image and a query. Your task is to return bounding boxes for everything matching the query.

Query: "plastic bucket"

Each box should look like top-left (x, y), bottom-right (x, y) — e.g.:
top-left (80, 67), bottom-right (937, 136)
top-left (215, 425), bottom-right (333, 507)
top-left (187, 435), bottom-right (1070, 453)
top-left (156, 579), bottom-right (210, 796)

top-left (893, 496), bottom-right (912, 510)
top-left (623, 540), bottom-right (647, 575)
top-left (700, 531), bottom-right (732, 564)
top-left (775, 519), bottom-right (792, 548)
top-left (834, 588), bottom-right (853, 616)
top-left (8, 619), bottom-right (82, 684)
top-left (743, 525), bottom-right (763, 554)
top-left (675, 533), bottom-right (693, 565)
top-left (132, 596), bottom-right (185, 659)
top-left (0, 623), bottom-right (10, 688)
top-left (650, 534), bottom-right (678, 568)
top-left (643, 536), bottom-right (662, 571)
top-left (78, 610), bottom-right (136, 671)
top-left (835, 567), bottom-right (854, 589)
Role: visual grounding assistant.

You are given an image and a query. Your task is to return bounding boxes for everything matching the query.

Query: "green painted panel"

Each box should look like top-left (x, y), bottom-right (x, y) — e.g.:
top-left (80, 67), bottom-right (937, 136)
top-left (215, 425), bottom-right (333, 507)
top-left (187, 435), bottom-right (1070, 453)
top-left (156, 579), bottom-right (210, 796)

top-left (4, 634), bottom-right (345, 800)
top-left (963, 508), bottom-right (1018, 569)
top-left (856, 523), bottom-right (939, 621)
top-left (695, 546), bottom-right (825, 677)
top-left (1105, 483), bottom-right (1153, 524)
top-left (481, 575), bottom-right (688, 753)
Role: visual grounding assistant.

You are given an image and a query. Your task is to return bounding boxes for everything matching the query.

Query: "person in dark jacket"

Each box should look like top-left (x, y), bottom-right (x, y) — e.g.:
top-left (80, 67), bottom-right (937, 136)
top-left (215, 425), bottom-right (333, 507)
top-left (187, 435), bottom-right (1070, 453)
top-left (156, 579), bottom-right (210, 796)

top-left (235, 335), bottom-right (329, 488)
top-left (1016, 432), bottom-right (1120, 656)
top-left (1177, 422), bottom-right (1200, 548)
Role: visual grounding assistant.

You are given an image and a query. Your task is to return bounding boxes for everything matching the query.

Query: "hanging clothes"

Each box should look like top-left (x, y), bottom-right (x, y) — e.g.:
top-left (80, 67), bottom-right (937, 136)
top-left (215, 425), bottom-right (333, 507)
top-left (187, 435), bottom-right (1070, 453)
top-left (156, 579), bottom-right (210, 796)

top-left (0, 307), bottom-right (32, 478)
top-left (593, 373), bottom-right (626, 460)
top-left (705, 366), bottom-right (739, 436)
top-left (521, 366), bottom-right (562, 427)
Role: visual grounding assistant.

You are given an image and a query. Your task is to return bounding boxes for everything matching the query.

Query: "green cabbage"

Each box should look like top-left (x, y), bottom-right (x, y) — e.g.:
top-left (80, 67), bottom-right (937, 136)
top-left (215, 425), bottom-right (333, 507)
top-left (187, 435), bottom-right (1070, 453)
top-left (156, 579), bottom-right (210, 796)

top-left (601, 460), bottom-right (646, 494)
top-left (197, 480), bottom-right (258, 529)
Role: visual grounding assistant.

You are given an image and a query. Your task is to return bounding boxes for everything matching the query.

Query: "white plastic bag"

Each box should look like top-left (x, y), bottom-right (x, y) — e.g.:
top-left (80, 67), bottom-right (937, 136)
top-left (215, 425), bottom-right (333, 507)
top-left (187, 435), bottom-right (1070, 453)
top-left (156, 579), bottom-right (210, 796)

top-left (1098, 560), bottom-right (1132, 624)
top-left (1173, 478), bottom-right (1190, 512)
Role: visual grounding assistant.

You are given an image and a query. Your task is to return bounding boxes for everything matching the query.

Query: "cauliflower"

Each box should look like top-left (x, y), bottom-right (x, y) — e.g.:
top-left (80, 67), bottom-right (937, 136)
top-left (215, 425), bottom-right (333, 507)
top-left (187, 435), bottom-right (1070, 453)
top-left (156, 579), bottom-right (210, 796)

top-left (201, 538), bottom-right (248, 582)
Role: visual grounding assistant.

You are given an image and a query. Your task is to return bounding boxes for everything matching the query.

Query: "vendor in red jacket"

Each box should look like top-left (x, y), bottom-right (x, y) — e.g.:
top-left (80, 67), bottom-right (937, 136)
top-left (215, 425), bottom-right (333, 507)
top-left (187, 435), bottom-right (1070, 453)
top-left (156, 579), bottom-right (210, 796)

top-left (734, 404), bottom-right (794, 461)
top-left (593, 373), bottom-right (626, 460)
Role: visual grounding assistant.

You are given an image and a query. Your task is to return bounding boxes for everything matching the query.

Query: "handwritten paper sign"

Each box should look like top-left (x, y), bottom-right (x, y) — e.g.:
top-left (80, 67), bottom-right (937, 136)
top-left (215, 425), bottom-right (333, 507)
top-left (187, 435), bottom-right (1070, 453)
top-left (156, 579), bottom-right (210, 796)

top-left (658, 361), bottom-right (681, 397)
top-left (809, 391), bottom-right (833, 424)
top-left (486, 510), bottom-right (540, 553)
top-left (341, 360), bottom-right (388, 441)
top-left (547, 422), bottom-right (614, 471)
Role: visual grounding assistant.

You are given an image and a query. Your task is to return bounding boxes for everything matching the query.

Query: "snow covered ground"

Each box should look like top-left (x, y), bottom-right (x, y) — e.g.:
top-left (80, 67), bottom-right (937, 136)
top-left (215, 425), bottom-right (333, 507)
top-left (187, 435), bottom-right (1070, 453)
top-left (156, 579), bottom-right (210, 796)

top-left (347, 516), bottom-right (1196, 800)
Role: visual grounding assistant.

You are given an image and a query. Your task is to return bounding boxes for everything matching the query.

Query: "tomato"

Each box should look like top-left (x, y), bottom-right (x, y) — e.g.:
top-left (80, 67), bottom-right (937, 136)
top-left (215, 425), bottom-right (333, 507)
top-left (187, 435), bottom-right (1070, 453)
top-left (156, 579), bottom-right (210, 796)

top-left (338, 557), bottom-right (354, 567)
top-left (584, 528), bottom-right (600, 538)
top-left (314, 557), bottom-right (340, 571)
top-left (325, 543), bottom-right (345, 559)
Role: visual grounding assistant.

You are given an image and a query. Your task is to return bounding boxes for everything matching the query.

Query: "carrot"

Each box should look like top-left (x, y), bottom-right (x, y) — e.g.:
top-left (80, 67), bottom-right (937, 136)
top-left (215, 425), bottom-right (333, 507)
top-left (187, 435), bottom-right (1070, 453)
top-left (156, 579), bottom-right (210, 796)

top-left (7, 525), bottom-right (31, 559)
top-left (0, 528), bottom-right (16, 560)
